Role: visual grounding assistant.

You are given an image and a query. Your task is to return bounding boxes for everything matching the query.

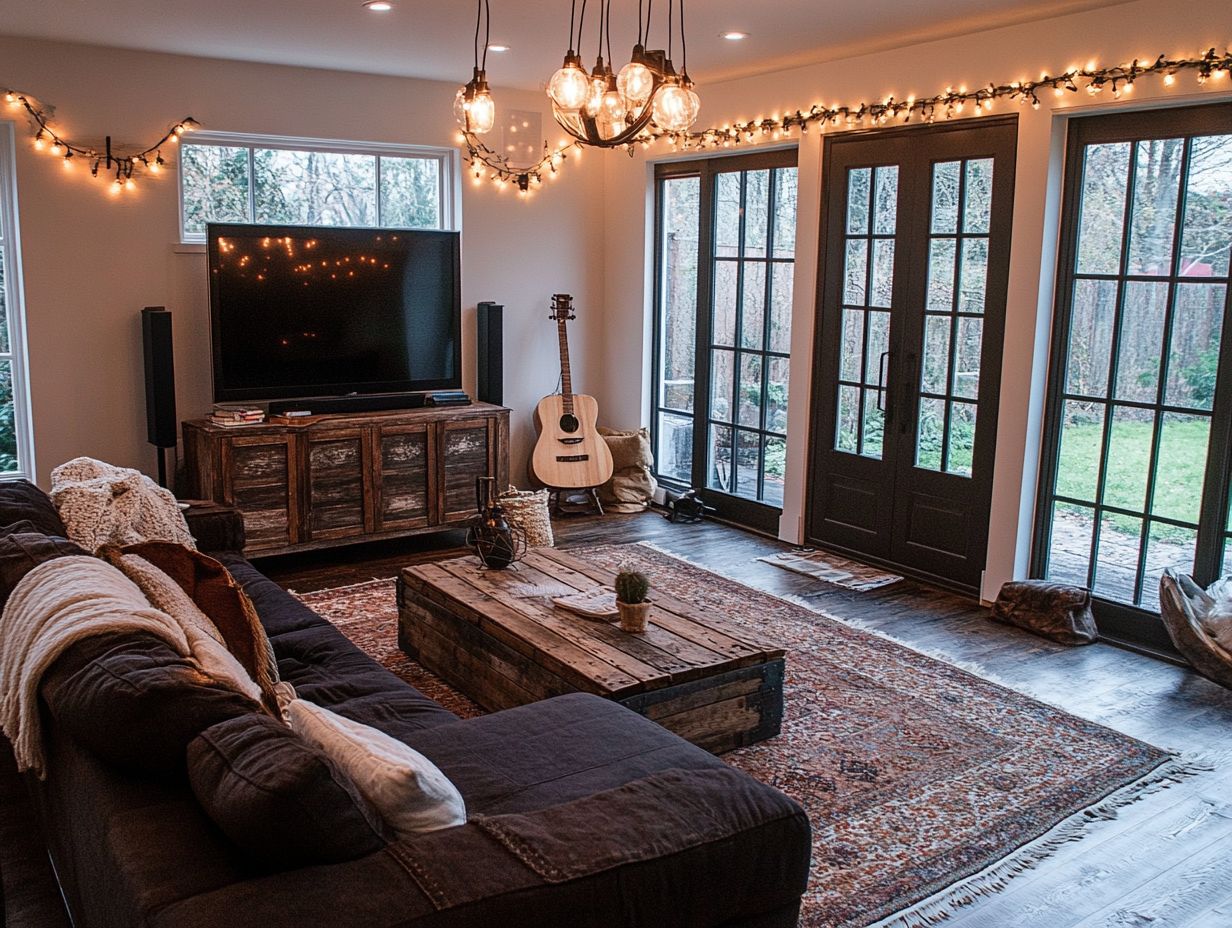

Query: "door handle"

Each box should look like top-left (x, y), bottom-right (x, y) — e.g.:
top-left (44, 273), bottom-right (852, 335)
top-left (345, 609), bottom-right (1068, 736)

top-left (877, 351), bottom-right (891, 419)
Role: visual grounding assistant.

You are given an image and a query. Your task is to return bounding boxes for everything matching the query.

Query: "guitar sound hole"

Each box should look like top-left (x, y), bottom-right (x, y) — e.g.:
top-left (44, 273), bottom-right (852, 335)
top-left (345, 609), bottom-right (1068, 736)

top-left (559, 414), bottom-right (580, 433)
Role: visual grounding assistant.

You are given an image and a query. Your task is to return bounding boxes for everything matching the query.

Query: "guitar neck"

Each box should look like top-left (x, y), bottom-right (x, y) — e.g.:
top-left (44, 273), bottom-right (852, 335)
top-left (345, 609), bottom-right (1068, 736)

top-left (557, 315), bottom-right (574, 414)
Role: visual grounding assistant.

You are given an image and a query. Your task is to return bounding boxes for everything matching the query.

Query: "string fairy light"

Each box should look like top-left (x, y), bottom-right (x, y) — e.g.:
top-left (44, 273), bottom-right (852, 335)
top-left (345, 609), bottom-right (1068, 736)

top-left (462, 47), bottom-right (1231, 195)
top-left (1, 87), bottom-right (197, 191)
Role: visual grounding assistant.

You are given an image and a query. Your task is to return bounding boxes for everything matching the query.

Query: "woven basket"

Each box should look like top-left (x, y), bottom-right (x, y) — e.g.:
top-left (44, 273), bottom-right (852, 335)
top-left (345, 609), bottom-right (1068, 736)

top-left (498, 486), bottom-right (554, 548)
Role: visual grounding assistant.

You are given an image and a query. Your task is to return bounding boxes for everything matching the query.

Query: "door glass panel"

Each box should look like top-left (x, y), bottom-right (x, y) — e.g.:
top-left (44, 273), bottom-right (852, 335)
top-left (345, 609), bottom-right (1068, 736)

top-left (927, 239), bottom-right (957, 311)
top-left (1075, 142), bottom-right (1130, 275)
top-left (709, 425), bottom-right (733, 492)
top-left (657, 412), bottom-right (693, 482)
top-left (712, 261), bottom-right (737, 346)
top-left (744, 171), bottom-right (769, 258)
top-left (862, 393), bottom-right (885, 459)
top-left (741, 263), bottom-right (767, 349)
top-left (963, 159), bottom-right (994, 234)
top-left (736, 430), bottom-right (761, 498)
top-left (1180, 134), bottom-right (1232, 277)
top-left (767, 357), bottom-right (790, 433)
top-left (715, 172), bottom-right (741, 257)
top-left (1165, 283), bottom-right (1225, 410)
top-left (946, 401), bottom-right (977, 476)
top-left (1040, 117), bottom-right (1232, 619)
top-left (710, 349), bottom-right (735, 423)
top-left (914, 157), bottom-right (993, 478)
top-left (844, 240), bottom-right (868, 305)
top-left (654, 176), bottom-right (700, 476)
top-left (958, 238), bottom-right (989, 313)
top-left (764, 436), bottom-right (786, 507)
top-left (870, 239), bottom-right (895, 308)
top-left (847, 168), bottom-right (871, 234)
top-left (1126, 138), bottom-right (1183, 275)
top-left (1066, 279), bottom-right (1117, 397)
top-left (931, 161), bottom-right (960, 233)
top-left (840, 309), bottom-right (864, 382)
top-left (769, 263), bottom-right (794, 353)
top-left (873, 167), bottom-right (899, 235)
top-left (921, 315), bottom-right (951, 395)
top-left (836, 386), bottom-right (860, 453)
top-left (738, 354), bottom-right (763, 427)
top-left (1057, 401), bottom-right (1103, 502)
top-left (1047, 502), bottom-right (1094, 586)
top-left (954, 316), bottom-right (982, 399)
top-left (774, 167), bottom-right (798, 258)
top-left (1114, 282), bottom-right (1168, 401)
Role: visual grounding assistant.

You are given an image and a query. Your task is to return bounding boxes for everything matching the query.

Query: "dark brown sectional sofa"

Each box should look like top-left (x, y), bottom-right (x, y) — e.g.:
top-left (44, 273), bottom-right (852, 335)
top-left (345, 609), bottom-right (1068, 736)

top-left (0, 481), bottom-right (812, 927)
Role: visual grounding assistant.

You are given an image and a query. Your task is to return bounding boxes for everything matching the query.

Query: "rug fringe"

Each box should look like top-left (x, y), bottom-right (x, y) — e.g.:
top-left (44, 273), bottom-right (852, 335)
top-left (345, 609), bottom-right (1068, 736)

top-left (869, 751), bottom-right (1222, 928)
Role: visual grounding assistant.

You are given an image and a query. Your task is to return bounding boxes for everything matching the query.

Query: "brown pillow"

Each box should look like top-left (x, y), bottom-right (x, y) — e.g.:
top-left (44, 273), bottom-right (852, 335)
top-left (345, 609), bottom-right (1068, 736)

top-left (188, 714), bottom-right (388, 868)
top-left (0, 480), bottom-right (69, 537)
top-left (992, 580), bottom-right (1097, 645)
top-left (120, 542), bottom-right (280, 705)
top-left (0, 532), bottom-right (88, 610)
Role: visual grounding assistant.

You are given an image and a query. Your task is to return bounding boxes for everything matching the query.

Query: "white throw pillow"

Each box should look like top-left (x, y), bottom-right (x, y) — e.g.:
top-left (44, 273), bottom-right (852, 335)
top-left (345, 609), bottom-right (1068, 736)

top-left (286, 699), bottom-right (466, 837)
top-left (1200, 577), bottom-right (1232, 654)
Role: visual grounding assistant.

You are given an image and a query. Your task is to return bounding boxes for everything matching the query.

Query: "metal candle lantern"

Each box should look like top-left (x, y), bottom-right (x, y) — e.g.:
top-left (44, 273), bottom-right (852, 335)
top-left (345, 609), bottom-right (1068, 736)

top-left (467, 476), bottom-right (527, 569)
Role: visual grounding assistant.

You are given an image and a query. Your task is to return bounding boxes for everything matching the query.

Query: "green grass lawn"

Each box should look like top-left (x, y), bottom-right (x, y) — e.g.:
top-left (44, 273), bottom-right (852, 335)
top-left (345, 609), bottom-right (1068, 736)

top-left (1056, 417), bottom-right (1209, 538)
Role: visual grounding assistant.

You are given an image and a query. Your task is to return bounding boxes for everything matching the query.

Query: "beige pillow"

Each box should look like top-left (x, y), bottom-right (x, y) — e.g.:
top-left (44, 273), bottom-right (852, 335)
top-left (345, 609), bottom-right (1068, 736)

top-left (286, 699), bottom-right (466, 837)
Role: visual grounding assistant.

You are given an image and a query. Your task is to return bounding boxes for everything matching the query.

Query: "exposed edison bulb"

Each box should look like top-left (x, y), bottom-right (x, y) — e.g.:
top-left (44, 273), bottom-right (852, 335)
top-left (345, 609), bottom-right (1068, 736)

top-left (653, 81), bottom-right (699, 132)
top-left (548, 57), bottom-right (590, 111)
top-left (617, 56), bottom-right (655, 110)
top-left (595, 85), bottom-right (627, 139)
top-left (453, 72), bottom-right (496, 135)
top-left (585, 73), bottom-right (608, 118)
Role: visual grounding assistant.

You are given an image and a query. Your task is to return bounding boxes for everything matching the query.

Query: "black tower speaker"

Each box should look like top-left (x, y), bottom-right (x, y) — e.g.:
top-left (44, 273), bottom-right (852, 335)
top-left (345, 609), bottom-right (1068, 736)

top-left (476, 301), bottom-right (503, 405)
top-left (142, 307), bottom-right (177, 487)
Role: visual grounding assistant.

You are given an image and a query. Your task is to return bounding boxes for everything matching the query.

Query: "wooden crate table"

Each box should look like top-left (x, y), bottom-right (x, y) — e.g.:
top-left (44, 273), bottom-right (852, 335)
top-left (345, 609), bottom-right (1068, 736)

top-left (397, 548), bottom-right (786, 754)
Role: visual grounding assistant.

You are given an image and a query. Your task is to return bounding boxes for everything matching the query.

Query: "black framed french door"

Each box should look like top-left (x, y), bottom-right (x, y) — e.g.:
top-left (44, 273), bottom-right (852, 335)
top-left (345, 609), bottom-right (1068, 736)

top-left (807, 118), bottom-right (1017, 591)
top-left (1033, 103), bottom-right (1232, 656)
top-left (651, 149), bottom-right (800, 534)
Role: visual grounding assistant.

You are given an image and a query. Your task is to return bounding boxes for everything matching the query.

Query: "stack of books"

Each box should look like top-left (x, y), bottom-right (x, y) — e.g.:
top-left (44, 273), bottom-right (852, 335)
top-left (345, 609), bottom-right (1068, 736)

top-left (209, 403), bottom-right (266, 428)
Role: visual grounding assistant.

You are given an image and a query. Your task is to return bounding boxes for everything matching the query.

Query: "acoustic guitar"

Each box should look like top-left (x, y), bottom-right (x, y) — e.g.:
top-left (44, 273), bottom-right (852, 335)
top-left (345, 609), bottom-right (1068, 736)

top-left (531, 294), bottom-right (615, 489)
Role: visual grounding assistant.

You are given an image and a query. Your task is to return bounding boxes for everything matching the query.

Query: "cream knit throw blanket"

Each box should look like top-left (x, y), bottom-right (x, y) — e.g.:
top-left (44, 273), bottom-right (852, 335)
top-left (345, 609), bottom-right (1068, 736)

top-left (50, 457), bottom-right (195, 554)
top-left (0, 556), bottom-right (192, 777)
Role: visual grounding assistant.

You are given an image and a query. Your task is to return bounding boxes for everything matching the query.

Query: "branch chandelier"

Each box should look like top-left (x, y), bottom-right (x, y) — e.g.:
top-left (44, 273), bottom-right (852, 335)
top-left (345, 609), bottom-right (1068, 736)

top-left (1, 89), bottom-right (197, 192)
top-left (458, 47), bottom-right (1232, 196)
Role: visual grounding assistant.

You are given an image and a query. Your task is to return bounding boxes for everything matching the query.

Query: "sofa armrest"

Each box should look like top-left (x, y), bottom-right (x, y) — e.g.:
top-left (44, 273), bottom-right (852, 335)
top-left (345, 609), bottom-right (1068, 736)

top-left (182, 503), bottom-right (246, 554)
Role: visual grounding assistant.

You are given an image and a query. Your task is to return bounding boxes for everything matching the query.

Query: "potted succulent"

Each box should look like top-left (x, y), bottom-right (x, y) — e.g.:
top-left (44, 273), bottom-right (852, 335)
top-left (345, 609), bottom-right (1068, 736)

top-left (614, 568), bottom-right (651, 634)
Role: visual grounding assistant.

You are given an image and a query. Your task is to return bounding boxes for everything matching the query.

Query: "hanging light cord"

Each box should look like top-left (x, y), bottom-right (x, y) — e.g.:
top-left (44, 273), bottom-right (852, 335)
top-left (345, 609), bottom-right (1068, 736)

top-left (605, 0), bottom-right (613, 65)
top-left (679, 0), bottom-right (687, 74)
top-left (567, 0), bottom-right (578, 52)
top-left (577, 0), bottom-right (589, 57)
top-left (482, 0), bottom-right (491, 72)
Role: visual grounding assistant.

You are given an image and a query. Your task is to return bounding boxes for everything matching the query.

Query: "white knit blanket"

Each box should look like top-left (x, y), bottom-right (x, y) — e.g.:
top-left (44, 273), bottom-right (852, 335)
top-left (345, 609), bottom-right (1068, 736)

top-left (0, 556), bottom-right (192, 777)
top-left (50, 457), bottom-right (195, 554)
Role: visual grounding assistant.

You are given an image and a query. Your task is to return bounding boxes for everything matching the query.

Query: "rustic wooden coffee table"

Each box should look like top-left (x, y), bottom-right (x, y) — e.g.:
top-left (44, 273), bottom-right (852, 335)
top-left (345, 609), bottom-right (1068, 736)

top-left (397, 548), bottom-right (786, 754)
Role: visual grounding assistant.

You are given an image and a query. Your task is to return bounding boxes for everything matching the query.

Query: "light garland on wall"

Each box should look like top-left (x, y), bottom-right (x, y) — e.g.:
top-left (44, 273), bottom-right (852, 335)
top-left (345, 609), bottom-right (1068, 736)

top-left (462, 47), bottom-right (1232, 196)
top-left (2, 88), bottom-right (197, 192)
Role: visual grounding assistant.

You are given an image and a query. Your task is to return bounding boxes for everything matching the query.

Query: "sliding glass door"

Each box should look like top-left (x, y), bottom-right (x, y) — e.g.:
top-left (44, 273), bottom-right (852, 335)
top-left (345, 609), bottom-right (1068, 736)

top-left (1034, 103), bottom-right (1232, 653)
top-left (652, 150), bottom-right (799, 532)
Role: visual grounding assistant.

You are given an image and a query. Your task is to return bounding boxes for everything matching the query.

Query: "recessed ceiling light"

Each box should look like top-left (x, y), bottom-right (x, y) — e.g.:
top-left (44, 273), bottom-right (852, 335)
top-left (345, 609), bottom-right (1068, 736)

top-left (487, 44), bottom-right (511, 52)
top-left (363, 1), bottom-right (394, 11)
top-left (721, 31), bottom-right (749, 40)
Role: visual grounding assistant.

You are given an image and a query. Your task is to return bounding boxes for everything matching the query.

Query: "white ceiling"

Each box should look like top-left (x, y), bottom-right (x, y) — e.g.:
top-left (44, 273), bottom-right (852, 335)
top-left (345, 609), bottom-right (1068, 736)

top-left (0, 0), bottom-right (1126, 90)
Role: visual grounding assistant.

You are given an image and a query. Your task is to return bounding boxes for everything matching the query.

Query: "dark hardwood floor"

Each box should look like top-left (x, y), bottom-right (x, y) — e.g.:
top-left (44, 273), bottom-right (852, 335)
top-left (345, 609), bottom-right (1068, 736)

top-left (258, 509), bottom-right (1232, 928)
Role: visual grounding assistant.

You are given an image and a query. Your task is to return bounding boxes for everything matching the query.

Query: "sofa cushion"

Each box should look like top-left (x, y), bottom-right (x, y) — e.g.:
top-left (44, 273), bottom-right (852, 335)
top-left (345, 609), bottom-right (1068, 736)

top-left (0, 532), bottom-right (87, 610)
top-left (41, 632), bottom-right (263, 777)
top-left (406, 693), bottom-right (754, 814)
top-left (0, 480), bottom-right (68, 537)
top-left (214, 553), bottom-right (459, 740)
top-left (188, 713), bottom-right (388, 868)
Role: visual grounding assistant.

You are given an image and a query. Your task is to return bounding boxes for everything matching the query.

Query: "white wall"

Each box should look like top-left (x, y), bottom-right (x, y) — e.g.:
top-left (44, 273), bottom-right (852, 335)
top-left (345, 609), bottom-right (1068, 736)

top-left (0, 36), bottom-right (605, 488)
top-left (598, 0), bottom-right (1232, 601)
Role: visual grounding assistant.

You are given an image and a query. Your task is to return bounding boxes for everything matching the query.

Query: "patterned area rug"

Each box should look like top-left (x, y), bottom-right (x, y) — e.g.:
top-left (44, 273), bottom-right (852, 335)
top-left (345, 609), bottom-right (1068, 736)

top-left (297, 543), bottom-right (1185, 928)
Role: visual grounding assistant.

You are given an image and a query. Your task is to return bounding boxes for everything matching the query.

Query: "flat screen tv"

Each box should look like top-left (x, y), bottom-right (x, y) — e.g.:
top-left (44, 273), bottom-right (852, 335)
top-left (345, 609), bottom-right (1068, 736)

top-left (207, 223), bottom-right (461, 403)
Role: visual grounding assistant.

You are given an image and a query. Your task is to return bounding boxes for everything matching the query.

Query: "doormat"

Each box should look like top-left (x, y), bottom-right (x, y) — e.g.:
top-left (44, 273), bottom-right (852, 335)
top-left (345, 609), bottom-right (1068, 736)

top-left (757, 548), bottom-right (903, 591)
top-left (298, 545), bottom-right (1197, 928)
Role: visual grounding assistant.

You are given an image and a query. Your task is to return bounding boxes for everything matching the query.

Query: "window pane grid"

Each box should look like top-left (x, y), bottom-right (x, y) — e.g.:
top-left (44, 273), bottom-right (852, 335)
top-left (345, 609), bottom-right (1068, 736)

top-left (181, 140), bottom-right (450, 241)
top-left (1043, 129), bottom-right (1231, 610)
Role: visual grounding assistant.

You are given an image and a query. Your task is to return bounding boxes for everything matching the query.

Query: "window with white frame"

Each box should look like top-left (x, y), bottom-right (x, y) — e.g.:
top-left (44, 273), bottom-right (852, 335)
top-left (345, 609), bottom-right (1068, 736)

top-left (178, 132), bottom-right (457, 243)
top-left (0, 123), bottom-right (35, 478)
